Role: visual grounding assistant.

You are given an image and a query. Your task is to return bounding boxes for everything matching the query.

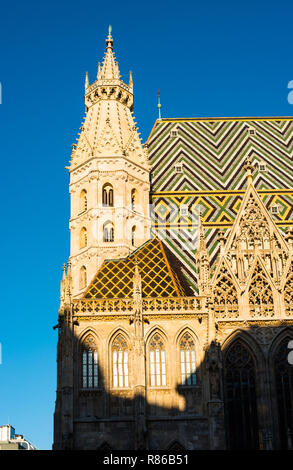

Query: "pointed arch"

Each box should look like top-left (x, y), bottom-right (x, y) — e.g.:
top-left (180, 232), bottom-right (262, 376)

top-left (80, 333), bottom-right (98, 389)
top-left (273, 334), bottom-right (293, 448)
top-left (248, 260), bottom-right (274, 317)
top-left (225, 184), bottom-right (288, 254)
top-left (268, 327), bottom-right (293, 449)
top-left (79, 227), bottom-right (87, 249)
top-left (213, 261), bottom-right (239, 319)
top-left (111, 332), bottom-right (129, 388)
top-left (177, 330), bottom-right (197, 386)
top-left (79, 189), bottom-right (87, 213)
top-left (147, 330), bottom-right (167, 387)
top-left (223, 336), bottom-right (259, 449)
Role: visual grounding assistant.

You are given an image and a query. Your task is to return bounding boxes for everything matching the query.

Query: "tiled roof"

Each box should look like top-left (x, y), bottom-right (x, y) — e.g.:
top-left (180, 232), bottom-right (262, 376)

top-left (84, 238), bottom-right (191, 299)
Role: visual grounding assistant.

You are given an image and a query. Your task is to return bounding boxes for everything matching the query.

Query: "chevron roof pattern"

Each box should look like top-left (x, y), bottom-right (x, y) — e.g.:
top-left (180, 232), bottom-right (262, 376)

top-left (148, 118), bottom-right (293, 191)
top-left (147, 117), bottom-right (293, 293)
top-left (84, 238), bottom-right (191, 299)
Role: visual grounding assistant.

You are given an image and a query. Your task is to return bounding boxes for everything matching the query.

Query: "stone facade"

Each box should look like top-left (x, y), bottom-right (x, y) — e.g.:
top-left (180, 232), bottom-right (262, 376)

top-left (53, 29), bottom-right (293, 450)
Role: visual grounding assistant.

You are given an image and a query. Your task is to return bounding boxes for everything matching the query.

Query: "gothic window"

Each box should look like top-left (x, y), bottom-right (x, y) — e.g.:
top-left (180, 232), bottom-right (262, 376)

top-left (79, 189), bottom-right (87, 213)
top-left (149, 333), bottom-right (166, 387)
top-left (103, 221), bottom-right (114, 242)
top-left (284, 264), bottom-right (293, 316)
top-left (249, 263), bottom-right (274, 317)
top-left (224, 340), bottom-right (259, 449)
top-left (179, 332), bottom-right (196, 385)
top-left (112, 334), bottom-right (129, 388)
top-left (213, 266), bottom-right (238, 318)
top-left (131, 189), bottom-right (136, 211)
top-left (81, 335), bottom-right (98, 388)
top-left (102, 184), bottom-right (114, 207)
top-left (131, 226), bottom-right (136, 247)
top-left (79, 266), bottom-right (87, 290)
top-left (274, 337), bottom-right (293, 449)
top-left (79, 227), bottom-right (87, 249)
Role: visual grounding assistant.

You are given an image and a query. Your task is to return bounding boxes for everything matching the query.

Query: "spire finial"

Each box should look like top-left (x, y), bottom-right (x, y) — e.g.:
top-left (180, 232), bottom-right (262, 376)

top-left (85, 71), bottom-right (89, 90)
top-left (243, 156), bottom-right (254, 185)
top-left (106, 25), bottom-right (113, 50)
top-left (157, 90), bottom-right (162, 120)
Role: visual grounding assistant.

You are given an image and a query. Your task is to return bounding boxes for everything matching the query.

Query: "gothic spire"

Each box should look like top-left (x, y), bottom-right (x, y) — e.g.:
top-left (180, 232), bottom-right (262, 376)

top-left (97, 25), bottom-right (120, 80)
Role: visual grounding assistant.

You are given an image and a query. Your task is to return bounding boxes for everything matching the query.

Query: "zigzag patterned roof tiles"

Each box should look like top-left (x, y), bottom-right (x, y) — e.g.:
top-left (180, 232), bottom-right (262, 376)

top-left (148, 117), bottom-right (293, 191)
top-left (147, 117), bottom-right (293, 293)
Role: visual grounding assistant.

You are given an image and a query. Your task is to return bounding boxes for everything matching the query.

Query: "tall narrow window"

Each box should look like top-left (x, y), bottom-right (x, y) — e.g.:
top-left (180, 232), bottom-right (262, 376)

top-left (81, 336), bottom-right (98, 388)
top-left (79, 266), bottom-right (87, 289)
top-left (149, 333), bottom-right (166, 387)
top-left (274, 337), bottom-right (293, 449)
top-left (79, 227), bottom-right (87, 248)
top-left (180, 333), bottom-right (196, 385)
top-left (131, 226), bottom-right (136, 247)
top-left (102, 184), bottom-right (114, 207)
top-left (224, 340), bottom-right (259, 449)
top-left (131, 189), bottom-right (136, 211)
top-left (80, 189), bottom-right (87, 213)
top-left (112, 334), bottom-right (129, 388)
top-left (103, 222), bottom-right (114, 242)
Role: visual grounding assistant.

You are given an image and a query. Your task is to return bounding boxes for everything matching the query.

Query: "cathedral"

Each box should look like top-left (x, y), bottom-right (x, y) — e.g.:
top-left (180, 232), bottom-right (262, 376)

top-left (53, 28), bottom-right (293, 450)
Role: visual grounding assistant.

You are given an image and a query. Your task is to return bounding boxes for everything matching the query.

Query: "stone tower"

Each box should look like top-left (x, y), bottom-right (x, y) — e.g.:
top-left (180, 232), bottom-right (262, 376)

top-left (68, 27), bottom-right (151, 297)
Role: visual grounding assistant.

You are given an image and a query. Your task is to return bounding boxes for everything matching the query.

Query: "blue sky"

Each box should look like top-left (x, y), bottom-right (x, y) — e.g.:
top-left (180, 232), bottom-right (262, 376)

top-left (0, 0), bottom-right (292, 450)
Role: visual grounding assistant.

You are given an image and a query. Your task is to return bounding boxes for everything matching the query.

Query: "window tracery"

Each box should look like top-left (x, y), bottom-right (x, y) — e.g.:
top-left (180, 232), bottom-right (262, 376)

top-left (179, 332), bottom-right (196, 385)
top-left (149, 333), bottom-right (166, 387)
top-left (112, 334), bottom-right (129, 388)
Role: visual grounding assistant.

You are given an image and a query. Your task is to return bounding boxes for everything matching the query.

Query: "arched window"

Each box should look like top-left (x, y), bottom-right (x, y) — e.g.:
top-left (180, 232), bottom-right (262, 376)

top-left (274, 337), bottom-right (293, 449)
top-left (102, 184), bottom-right (114, 207)
top-left (103, 221), bottom-right (114, 242)
top-left (179, 332), bottom-right (196, 385)
top-left (131, 188), bottom-right (137, 211)
top-left (80, 189), bottom-right (87, 213)
top-left (224, 340), bottom-right (259, 449)
top-left (79, 266), bottom-right (87, 289)
top-left (79, 227), bottom-right (87, 248)
top-left (149, 333), bottom-right (166, 387)
top-left (131, 226), bottom-right (136, 247)
top-left (81, 335), bottom-right (98, 388)
top-left (112, 334), bottom-right (129, 388)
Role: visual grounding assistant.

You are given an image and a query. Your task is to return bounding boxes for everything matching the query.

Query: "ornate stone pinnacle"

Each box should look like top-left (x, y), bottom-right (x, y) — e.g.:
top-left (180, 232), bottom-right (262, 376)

top-left (243, 156), bottom-right (255, 184)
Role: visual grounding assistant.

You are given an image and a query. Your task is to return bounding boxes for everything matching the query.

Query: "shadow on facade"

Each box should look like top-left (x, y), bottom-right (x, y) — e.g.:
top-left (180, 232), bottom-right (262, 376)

top-left (53, 321), bottom-right (293, 451)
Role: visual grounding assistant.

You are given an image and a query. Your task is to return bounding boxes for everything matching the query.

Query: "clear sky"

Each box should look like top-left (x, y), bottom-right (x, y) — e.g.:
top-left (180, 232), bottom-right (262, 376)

top-left (0, 0), bottom-right (292, 450)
